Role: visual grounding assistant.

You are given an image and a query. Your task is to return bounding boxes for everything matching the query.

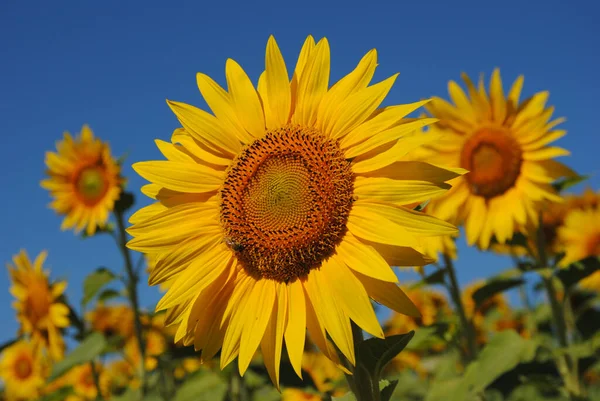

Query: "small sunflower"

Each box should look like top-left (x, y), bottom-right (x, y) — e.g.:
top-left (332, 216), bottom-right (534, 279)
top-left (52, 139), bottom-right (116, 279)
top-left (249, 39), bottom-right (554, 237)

top-left (302, 352), bottom-right (345, 395)
top-left (416, 69), bottom-right (573, 249)
top-left (385, 287), bottom-right (450, 335)
top-left (128, 35), bottom-right (460, 385)
top-left (281, 389), bottom-right (322, 401)
top-left (557, 207), bottom-right (600, 267)
top-left (66, 364), bottom-right (100, 401)
top-left (0, 340), bottom-right (46, 400)
top-left (41, 125), bottom-right (122, 236)
top-left (86, 304), bottom-right (134, 339)
top-left (7, 250), bottom-right (69, 361)
top-left (99, 359), bottom-right (136, 397)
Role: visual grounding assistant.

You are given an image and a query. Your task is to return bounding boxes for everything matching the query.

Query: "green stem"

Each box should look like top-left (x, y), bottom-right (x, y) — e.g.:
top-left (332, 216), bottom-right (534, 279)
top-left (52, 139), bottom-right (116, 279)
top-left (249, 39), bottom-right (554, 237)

top-left (90, 361), bottom-right (104, 400)
top-left (443, 254), bottom-right (478, 363)
top-left (114, 210), bottom-right (147, 395)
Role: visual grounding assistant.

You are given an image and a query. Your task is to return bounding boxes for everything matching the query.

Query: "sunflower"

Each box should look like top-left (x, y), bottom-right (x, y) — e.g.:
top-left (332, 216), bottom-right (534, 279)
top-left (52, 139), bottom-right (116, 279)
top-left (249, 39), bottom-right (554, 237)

top-left (0, 340), bottom-right (46, 400)
top-left (41, 125), bottom-right (122, 236)
top-left (66, 364), bottom-right (100, 401)
top-left (99, 359), bottom-right (136, 397)
top-left (128, 35), bottom-right (460, 385)
top-left (385, 286), bottom-right (450, 335)
top-left (281, 389), bottom-right (322, 401)
top-left (415, 69), bottom-right (574, 249)
top-left (86, 304), bottom-right (134, 339)
top-left (7, 250), bottom-right (69, 361)
top-left (302, 352), bottom-right (345, 395)
top-left (557, 207), bottom-right (600, 267)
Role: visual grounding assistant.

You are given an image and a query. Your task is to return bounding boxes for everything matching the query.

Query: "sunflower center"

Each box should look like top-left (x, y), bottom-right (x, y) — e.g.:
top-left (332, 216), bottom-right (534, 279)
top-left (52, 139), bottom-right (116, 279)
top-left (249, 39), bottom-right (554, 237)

top-left (220, 125), bottom-right (354, 282)
top-left (460, 128), bottom-right (522, 199)
top-left (14, 356), bottom-right (33, 379)
top-left (76, 166), bottom-right (108, 203)
top-left (26, 279), bottom-right (51, 324)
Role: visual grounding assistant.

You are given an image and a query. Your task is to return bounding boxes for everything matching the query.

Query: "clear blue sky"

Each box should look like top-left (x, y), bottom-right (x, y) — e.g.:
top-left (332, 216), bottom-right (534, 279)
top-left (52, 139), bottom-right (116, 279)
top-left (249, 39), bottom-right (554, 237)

top-left (1, 0), bottom-right (598, 344)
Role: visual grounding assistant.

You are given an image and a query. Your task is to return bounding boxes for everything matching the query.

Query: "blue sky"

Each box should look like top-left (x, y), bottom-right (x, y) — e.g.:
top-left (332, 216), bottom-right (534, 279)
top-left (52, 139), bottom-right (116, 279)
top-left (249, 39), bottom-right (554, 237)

top-left (0, 0), bottom-right (598, 343)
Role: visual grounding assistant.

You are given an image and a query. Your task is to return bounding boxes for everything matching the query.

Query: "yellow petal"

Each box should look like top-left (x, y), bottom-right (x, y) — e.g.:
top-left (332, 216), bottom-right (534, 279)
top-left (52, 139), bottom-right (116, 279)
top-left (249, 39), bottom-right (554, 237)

top-left (264, 36), bottom-right (291, 127)
top-left (290, 36), bottom-right (316, 113)
top-left (171, 130), bottom-right (233, 167)
top-left (196, 72), bottom-right (254, 144)
top-left (319, 255), bottom-right (383, 338)
top-left (260, 283), bottom-right (288, 387)
top-left (490, 68), bottom-right (507, 123)
top-left (523, 147), bottom-right (570, 161)
top-left (347, 203), bottom-right (420, 248)
top-left (167, 101), bottom-right (242, 155)
top-left (507, 75), bottom-right (524, 107)
top-left (354, 176), bottom-right (449, 206)
top-left (335, 232), bottom-right (398, 282)
top-left (128, 202), bottom-right (167, 225)
top-left (359, 161), bottom-right (466, 183)
top-left (284, 280), bottom-right (306, 378)
top-left (156, 243), bottom-right (232, 311)
top-left (353, 271), bottom-right (420, 317)
top-left (292, 38), bottom-right (330, 126)
top-left (226, 59), bottom-right (266, 139)
top-left (221, 274), bottom-right (254, 369)
top-left (133, 161), bottom-right (224, 193)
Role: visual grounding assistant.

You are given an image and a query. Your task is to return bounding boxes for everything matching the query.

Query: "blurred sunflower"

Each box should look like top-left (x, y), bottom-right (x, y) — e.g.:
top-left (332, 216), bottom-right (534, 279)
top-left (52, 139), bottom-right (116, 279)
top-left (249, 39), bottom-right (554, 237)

top-left (385, 287), bottom-right (451, 335)
top-left (124, 324), bottom-right (166, 371)
top-left (0, 340), bottom-right (46, 400)
top-left (281, 389), bottom-right (322, 401)
top-left (128, 35), bottom-right (461, 385)
top-left (416, 69), bottom-right (573, 249)
top-left (302, 352), bottom-right (345, 395)
top-left (462, 281), bottom-right (509, 344)
top-left (557, 207), bottom-right (600, 267)
top-left (66, 364), bottom-right (100, 401)
top-left (7, 250), bottom-right (69, 361)
top-left (99, 359), bottom-right (136, 397)
top-left (86, 304), bottom-right (134, 339)
top-left (41, 125), bottom-right (122, 236)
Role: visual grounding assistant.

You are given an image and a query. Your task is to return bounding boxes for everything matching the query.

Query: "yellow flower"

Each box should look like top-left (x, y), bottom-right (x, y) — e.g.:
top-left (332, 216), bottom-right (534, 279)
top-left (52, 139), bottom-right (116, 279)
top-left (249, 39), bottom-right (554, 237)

top-left (389, 351), bottom-right (427, 378)
top-left (124, 321), bottom-right (167, 371)
top-left (145, 254), bottom-right (174, 293)
top-left (86, 304), bottom-right (134, 339)
top-left (41, 125), bottom-right (122, 236)
top-left (416, 70), bottom-right (573, 249)
top-left (557, 207), bottom-right (600, 267)
top-left (281, 388), bottom-right (322, 401)
top-left (0, 340), bottom-right (46, 400)
top-left (66, 364), bottom-right (99, 401)
top-left (99, 359), bottom-right (136, 397)
top-left (127, 35), bottom-right (460, 386)
top-left (580, 271), bottom-right (600, 292)
top-left (302, 352), bottom-right (345, 394)
top-left (7, 250), bottom-right (69, 361)
top-left (385, 287), bottom-right (450, 335)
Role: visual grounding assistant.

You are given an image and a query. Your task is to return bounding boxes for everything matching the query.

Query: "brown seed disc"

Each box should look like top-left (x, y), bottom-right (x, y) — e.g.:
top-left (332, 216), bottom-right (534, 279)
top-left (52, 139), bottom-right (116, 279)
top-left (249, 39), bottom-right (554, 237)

top-left (219, 125), bottom-right (354, 282)
top-left (460, 128), bottom-right (522, 199)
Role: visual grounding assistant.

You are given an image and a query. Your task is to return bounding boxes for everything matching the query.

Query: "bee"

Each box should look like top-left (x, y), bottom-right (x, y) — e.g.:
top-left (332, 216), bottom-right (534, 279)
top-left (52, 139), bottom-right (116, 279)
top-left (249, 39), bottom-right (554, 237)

top-left (225, 237), bottom-right (244, 252)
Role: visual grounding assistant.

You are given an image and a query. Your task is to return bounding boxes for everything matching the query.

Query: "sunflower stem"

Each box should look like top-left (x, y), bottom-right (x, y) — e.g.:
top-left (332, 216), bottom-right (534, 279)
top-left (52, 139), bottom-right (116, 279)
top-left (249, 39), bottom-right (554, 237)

top-left (90, 361), bottom-right (104, 400)
top-left (534, 216), bottom-right (584, 400)
top-left (443, 253), bottom-right (478, 364)
top-left (114, 209), bottom-right (147, 395)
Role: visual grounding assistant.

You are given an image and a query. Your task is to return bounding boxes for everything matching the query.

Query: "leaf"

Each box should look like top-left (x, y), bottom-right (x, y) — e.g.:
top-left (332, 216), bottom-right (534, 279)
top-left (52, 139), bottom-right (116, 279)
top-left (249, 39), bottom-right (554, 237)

top-left (554, 332), bottom-right (600, 359)
top-left (472, 277), bottom-right (525, 309)
top-left (173, 371), bottom-right (227, 401)
top-left (357, 331), bottom-right (415, 381)
top-left (83, 267), bottom-right (116, 305)
top-left (552, 174), bottom-right (588, 193)
top-left (332, 392), bottom-right (358, 401)
top-left (416, 268), bottom-right (446, 286)
top-left (405, 324), bottom-right (450, 351)
top-left (380, 379), bottom-right (399, 401)
top-left (49, 332), bottom-right (107, 381)
top-left (110, 388), bottom-right (141, 401)
top-left (556, 256), bottom-right (600, 288)
top-left (97, 288), bottom-right (121, 302)
top-left (251, 386), bottom-right (281, 401)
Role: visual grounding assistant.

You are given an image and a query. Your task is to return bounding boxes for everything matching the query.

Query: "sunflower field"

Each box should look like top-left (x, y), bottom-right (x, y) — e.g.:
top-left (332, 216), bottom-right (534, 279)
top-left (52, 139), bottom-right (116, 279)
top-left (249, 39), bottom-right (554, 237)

top-left (2, 5), bottom-right (599, 401)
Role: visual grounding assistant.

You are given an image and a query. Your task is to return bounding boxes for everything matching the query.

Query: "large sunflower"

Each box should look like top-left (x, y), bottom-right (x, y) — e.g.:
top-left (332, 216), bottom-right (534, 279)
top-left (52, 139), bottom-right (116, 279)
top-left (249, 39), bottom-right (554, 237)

top-left (128, 35), bottom-right (461, 385)
top-left (0, 340), bottom-right (46, 400)
top-left (7, 250), bottom-right (70, 361)
top-left (41, 125), bottom-right (122, 236)
top-left (416, 70), bottom-right (573, 249)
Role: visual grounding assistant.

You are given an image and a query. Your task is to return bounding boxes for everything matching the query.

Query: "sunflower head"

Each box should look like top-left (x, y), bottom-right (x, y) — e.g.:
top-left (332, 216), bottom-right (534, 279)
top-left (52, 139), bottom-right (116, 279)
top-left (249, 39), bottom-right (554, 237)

top-left (415, 69), bottom-right (574, 249)
top-left (0, 340), bottom-right (46, 400)
top-left (66, 363), bottom-right (99, 400)
top-left (385, 287), bottom-right (451, 335)
top-left (128, 35), bottom-right (461, 386)
top-left (557, 207), bottom-right (600, 267)
top-left (86, 304), bottom-right (135, 339)
top-left (41, 125), bottom-right (123, 236)
top-left (7, 250), bottom-right (69, 361)
top-left (99, 359), bottom-right (136, 397)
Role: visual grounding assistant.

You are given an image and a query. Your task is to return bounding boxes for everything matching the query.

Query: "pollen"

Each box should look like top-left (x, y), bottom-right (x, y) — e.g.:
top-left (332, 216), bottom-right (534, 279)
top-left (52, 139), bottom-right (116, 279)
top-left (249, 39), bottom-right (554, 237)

top-left (220, 125), bottom-right (354, 282)
top-left (460, 128), bottom-right (522, 199)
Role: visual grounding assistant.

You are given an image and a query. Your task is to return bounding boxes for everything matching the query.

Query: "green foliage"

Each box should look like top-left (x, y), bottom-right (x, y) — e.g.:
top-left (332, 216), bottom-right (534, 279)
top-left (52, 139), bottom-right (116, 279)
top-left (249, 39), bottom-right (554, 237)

top-left (83, 267), bottom-right (117, 305)
top-left (552, 175), bottom-right (588, 193)
top-left (49, 332), bottom-right (107, 381)
top-left (472, 277), bottom-right (525, 309)
top-left (172, 371), bottom-right (228, 401)
top-left (37, 386), bottom-right (74, 401)
top-left (556, 256), bottom-right (600, 288)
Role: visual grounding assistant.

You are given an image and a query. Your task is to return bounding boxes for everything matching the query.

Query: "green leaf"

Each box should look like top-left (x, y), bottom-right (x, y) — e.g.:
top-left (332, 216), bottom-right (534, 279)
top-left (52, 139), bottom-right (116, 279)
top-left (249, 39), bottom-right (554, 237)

top-left (472, 277), bottom-right (524, 309)
top-left (380, 379), bottom-right (399, 401)
top-left (405, 324), bottom-right (450, 351)
top-left (357, 331), bottom-right (415, 381)
top-left (552, 174), bottom-right (588, 193)
top-left (97, 288), bottom-right (121, 302)
top-left (554, 331), bottom-right (600, 359)
top-left (0, 337), bottom-right (20, 353)
top-left (83, 267), bottom-right (116, 305)
top-left (173, 371), bottom-right (227, 401)
top-left (414, 268), bottom-right (446, 287)
top-left (332, 392), bottom-right (358, 401)
top-left (556, 256), bottom-right (600, 288)
top-left (49, 332), bottom-right (107, 381)
top-left (251, 386), bottom-right (282, 401)
top-left (110, 388), bottom-right (141, 401)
